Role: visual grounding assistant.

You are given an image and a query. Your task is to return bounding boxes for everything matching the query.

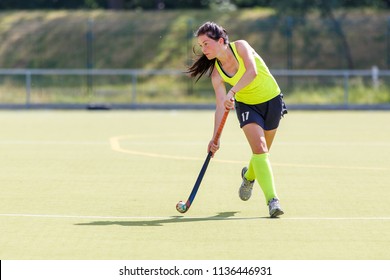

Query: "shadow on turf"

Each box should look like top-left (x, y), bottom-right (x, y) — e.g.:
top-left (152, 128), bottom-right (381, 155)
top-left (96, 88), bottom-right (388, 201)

top-left (74, 211), bottom-right (269, 227)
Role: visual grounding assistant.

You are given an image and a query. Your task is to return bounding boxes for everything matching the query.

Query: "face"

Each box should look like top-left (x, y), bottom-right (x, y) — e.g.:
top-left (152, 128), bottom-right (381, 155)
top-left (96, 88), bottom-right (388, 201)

top-left (197, 34), bottom-right (223, 60)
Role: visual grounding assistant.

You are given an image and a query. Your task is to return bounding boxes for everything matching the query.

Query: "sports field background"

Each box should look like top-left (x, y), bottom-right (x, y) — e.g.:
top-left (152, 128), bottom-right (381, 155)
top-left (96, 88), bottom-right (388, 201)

top-left (0, 110), bottom-right (389, 259)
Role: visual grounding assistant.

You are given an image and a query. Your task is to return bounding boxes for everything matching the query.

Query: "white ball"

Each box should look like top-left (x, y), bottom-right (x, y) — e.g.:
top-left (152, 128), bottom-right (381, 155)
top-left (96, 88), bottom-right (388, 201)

top-left (176, 201), bottom-right (187, 213)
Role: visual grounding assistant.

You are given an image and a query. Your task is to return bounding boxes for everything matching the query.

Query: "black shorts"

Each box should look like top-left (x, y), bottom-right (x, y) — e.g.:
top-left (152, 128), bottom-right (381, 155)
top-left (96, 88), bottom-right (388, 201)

top-left (235, 93), bottom-right (287, 130)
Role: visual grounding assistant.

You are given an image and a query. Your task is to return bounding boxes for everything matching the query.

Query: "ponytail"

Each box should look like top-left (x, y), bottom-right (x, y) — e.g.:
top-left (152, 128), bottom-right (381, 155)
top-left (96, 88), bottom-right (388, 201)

top-left (187, 52), bottom-right (215, 83)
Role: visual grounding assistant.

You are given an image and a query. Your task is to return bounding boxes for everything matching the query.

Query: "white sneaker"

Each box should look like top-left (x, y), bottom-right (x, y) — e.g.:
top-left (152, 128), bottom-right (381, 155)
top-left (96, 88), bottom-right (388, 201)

top-left (239, 167), bottom-right (254, 201)
top-left (268, 198), bottom-right (284, 218)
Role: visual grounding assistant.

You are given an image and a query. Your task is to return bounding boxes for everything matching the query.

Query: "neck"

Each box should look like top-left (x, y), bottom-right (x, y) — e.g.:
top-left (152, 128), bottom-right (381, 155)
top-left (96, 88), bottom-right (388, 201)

top-left (218, 44), bottom-right (237, 67)
top-left (216, 44), bottom-right (231, 66)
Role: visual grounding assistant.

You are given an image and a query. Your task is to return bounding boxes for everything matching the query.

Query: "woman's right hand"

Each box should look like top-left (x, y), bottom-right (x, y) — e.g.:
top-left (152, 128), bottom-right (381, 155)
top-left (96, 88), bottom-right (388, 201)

top-left (208, 139), bottom-right (220, 156)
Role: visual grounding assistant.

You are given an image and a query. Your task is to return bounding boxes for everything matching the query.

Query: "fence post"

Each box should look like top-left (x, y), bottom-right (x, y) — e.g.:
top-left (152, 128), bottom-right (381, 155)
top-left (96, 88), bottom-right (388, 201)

top-left (187, 18), bottom-right (194, 96)
top-left (286, 16), bottom-right (293, 89)
top-left (286, 16), bottom-right (293, 70)
top-left (343, 71), bottom-right (349, 106)
top-left (131, 73), bottom-right (137, 104)
top-left (86, 18), bottom-right (94, 96)
top-left (372, 65), bottom-right (379, 89)
top-left (25, 71), bottom-right (31, 107)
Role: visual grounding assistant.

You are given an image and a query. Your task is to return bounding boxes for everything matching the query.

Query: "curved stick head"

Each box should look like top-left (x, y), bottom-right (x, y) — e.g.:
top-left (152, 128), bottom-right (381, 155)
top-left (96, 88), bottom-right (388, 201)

top-left (176, 201), bottom-right (189, 213)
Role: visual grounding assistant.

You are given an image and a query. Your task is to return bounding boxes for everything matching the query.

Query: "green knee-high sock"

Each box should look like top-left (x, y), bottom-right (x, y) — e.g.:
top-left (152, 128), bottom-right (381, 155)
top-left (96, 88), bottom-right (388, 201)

top-left (244, 156), bottom-right (256, 181)
top-left (245, 153), bottom-right (278, 203)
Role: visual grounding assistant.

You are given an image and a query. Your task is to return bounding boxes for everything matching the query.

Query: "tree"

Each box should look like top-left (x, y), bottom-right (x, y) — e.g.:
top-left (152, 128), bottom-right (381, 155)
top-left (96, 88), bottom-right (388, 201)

top-left (270, 0), bottom-right (354, 68)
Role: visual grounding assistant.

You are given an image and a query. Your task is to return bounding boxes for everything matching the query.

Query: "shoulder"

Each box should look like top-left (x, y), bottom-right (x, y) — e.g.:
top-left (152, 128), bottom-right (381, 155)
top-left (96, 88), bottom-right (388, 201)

top-left (211, 63), bottom-right (224, 88)
top-left (232, 40), bottom-right (252, 51)
top-left (232, 40), bottom-right (255, 59)
top-left (211, 65), bottom-right (222, 80)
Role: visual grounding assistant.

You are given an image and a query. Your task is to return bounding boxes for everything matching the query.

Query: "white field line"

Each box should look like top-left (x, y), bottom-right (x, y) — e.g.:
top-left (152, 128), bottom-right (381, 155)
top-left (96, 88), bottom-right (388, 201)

top-left (0, 213), bottom-right (390, 221)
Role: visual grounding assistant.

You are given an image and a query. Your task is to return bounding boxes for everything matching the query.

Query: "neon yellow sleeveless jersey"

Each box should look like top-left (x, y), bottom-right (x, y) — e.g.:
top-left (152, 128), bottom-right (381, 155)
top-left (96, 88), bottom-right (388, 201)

top-left (214, 42), bottom-right (280, 104)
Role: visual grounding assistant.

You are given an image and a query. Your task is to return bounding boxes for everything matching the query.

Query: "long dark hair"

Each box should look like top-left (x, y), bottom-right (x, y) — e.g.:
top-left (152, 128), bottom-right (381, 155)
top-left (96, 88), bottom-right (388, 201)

top-left (187, 22), bottom-right (229, 82)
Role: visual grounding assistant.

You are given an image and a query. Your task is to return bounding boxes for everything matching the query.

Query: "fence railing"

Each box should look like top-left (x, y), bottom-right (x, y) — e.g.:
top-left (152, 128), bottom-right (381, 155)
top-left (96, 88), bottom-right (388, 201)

top-left (0, 68), bottom-right (389, 110)
top-left (0, 68), bottom-right (184, 105)
top-left (272, 67), bottom-right (390, 105)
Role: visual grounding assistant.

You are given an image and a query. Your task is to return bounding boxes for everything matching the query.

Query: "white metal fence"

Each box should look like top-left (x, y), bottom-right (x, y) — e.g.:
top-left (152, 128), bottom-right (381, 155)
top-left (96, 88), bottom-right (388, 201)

top-left (0, 68), bottom-right (389, 110)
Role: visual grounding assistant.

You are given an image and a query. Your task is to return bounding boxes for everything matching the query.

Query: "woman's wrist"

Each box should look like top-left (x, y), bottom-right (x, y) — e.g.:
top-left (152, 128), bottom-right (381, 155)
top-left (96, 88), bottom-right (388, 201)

top-left (229, 89), bottom-right (236, 96)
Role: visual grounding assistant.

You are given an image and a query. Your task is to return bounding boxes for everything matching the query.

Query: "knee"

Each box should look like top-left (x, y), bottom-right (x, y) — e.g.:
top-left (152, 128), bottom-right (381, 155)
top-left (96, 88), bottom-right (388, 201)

top-left (251, 141), bottom-right (268, 154)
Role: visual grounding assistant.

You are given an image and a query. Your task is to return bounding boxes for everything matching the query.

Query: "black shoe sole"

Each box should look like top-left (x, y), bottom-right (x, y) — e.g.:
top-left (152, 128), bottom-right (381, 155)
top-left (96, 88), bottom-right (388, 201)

top-left (270, 209), bottom-right (284, 218)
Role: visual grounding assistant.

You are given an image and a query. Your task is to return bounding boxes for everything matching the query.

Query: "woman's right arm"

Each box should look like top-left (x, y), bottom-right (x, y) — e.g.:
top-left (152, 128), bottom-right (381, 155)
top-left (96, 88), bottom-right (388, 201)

top-left (208, 69), bottom-right (227, 155)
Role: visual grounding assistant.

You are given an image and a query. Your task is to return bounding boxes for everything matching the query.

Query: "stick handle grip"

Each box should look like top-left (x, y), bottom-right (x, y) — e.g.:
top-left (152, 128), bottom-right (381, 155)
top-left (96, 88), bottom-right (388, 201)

top-left (212, 99), bottom-right (233, 145)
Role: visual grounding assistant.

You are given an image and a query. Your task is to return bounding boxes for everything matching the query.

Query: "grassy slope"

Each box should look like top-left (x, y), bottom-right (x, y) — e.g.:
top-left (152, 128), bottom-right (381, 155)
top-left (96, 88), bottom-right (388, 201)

top-left (0, 9), bottom-right (389, 105)
top-left (0, 9), bottom-right (389, 69)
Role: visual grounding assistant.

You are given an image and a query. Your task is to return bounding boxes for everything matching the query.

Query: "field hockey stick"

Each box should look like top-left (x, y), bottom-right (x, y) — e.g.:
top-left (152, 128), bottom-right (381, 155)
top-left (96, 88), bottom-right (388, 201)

top-left (176, 103), bottom-right (232, 213)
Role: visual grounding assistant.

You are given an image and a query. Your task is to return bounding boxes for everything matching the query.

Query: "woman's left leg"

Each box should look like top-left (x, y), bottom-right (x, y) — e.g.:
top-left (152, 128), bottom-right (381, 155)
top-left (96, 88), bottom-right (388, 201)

top-left (242, 123), bottom-right (279, 204)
